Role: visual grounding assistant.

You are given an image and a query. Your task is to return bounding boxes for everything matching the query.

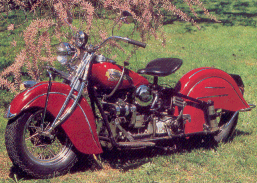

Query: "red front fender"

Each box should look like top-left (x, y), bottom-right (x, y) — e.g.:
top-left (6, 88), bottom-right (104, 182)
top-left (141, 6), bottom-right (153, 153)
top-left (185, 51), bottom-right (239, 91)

top-left (175, 67), bottom-right (249, 134)
top-left (7, 81), bottom-right (102, 154)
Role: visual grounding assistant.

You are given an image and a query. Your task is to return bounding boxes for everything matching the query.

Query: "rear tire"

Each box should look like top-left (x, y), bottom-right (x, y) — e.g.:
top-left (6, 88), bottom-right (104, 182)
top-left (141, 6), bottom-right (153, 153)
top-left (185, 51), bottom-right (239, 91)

top-left (5, 110), bottom-right (78, 179)
top-left (213, 111), bottom-right (238, 143)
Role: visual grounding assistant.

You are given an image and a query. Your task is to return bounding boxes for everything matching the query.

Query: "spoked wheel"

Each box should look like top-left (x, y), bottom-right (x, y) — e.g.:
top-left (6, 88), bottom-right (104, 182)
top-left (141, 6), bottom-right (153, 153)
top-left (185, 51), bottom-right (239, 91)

top-left (5, 110), bottom-right (78, 179)
top-left (213, 110), bottom-right (239, 143)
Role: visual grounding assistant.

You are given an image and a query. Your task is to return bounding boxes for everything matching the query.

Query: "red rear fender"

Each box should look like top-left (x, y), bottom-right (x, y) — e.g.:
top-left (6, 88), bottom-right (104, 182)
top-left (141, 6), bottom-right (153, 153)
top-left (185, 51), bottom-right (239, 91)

top-left (175, 67), bottom-right (249, 134)
top-left (7, 81), bottom-right (102, 154)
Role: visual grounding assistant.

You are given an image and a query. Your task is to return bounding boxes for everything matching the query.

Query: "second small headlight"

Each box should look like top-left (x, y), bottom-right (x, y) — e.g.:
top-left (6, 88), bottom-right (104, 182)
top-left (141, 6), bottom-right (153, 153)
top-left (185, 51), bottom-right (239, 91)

top-left (56, 42), bottom-right (76, 65)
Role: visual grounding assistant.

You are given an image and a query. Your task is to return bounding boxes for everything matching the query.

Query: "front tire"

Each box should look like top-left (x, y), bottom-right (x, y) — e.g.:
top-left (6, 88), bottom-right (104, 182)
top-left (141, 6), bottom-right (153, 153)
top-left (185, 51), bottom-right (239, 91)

top-left (5, 110), bottom-right (78, 179)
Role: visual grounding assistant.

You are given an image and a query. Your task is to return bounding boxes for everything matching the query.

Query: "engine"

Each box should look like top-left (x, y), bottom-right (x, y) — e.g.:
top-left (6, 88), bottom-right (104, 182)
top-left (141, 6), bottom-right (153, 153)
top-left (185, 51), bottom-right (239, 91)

top-left (103, 99), bottom-right (146, 129)
top-left (103, 85), bottom-right (153, 128)
top-left (101, 85), bottom-right (186, 142)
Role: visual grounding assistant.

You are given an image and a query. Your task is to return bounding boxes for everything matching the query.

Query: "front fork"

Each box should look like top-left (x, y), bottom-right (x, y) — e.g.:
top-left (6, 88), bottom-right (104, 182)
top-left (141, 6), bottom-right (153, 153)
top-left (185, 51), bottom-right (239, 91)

top-left (42, 52), bottom-right (94, 138)
top-left (40, 70), bottom-right (52, 130)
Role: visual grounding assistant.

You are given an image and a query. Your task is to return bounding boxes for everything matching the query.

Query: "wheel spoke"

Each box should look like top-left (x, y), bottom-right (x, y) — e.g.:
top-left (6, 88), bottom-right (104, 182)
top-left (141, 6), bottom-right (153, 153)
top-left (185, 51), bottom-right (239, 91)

top-left (23, 111), bottom-right (73, 161)
top-left (26, 145), bottom-right (36, 151)
top-left (46, 146), bottom-right (56, 158)
top-left (25, 132), bottom-right (39, 141)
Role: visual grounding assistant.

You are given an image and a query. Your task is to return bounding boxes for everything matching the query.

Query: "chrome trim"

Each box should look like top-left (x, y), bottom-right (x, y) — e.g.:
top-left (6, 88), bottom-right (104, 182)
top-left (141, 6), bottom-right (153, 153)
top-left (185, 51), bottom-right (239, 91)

top-left (197, 94), bottom-right (228, 99)
top-left (189, 68), bottom-right (212, 79)
top-left (4, 105), bottom-right (16, 119)
top-left (205, 87), bottom-right (225, 89)
top-left (239, 104), bottom-right (256, 112)
top-left (22, 93), bottom-right (46, 111)
top-left (25, 83), bottom-right (47, 95)
top-left (250, 104), bottom-right (256, 109)
top-left (223, 110), bottom-right (239, 129)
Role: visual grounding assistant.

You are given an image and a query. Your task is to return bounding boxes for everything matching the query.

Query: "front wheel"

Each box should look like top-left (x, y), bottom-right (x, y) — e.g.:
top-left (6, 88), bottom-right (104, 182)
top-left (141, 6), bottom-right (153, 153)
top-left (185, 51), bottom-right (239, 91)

top-left (5, 110), bottom-right (78, 179)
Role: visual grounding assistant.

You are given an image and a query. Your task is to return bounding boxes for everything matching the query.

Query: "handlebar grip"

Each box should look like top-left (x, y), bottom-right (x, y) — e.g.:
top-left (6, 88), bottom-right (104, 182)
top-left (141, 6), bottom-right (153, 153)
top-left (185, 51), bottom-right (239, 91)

top-left (127, 39), bottom-right (146, 48)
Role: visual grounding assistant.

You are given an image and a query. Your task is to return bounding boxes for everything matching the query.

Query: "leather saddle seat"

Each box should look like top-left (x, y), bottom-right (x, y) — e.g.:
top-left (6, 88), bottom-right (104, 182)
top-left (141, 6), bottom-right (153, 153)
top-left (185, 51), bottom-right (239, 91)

top-left (137, 58), bottom-right (183, 77)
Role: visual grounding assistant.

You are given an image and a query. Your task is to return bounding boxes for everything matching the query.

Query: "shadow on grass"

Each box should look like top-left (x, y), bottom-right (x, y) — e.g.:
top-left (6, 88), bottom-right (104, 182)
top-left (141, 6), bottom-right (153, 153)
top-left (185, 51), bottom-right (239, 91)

top-left (7, 153), bottom-right (94, 181)
top-left (229, 129), bottom-right (251, 142)
top-left (8, 129), bottom-right (251, 181)
top-left (91, 129), bottom-right (252, 172)
top-left (91, 136), bottom-right (220, 172)
top-left (8, 165), bottom-right (32, 181)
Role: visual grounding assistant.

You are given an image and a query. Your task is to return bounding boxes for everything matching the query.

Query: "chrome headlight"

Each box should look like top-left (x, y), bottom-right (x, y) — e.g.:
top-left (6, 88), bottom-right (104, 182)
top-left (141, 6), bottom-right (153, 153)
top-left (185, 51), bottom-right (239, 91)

top-left (74, 31), bottom-right (88, 48)
top-left (56, 42), bottom-right (77, 65)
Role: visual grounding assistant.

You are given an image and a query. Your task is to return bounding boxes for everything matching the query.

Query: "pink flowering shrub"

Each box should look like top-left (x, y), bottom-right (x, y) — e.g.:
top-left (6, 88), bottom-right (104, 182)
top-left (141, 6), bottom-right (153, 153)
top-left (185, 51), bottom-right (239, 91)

top-left (0, 0), bottom-right (216, 93)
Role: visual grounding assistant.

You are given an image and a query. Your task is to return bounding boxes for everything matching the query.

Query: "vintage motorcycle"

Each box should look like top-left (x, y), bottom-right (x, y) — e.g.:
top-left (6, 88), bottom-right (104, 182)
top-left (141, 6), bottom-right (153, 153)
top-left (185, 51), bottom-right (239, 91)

top-left (4, 12), bottom-right (255, 178)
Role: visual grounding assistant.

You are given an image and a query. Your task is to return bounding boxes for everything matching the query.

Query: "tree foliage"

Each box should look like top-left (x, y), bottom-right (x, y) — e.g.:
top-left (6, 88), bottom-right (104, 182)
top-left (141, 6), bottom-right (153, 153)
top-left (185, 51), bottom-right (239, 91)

top-left (0, 0), bottom-right (217, 93)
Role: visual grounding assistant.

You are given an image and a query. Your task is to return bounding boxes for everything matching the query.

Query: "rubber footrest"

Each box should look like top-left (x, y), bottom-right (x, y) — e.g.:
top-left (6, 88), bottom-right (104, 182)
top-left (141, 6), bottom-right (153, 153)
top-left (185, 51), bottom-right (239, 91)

top-left (118, 141), bottom-right (155, 148)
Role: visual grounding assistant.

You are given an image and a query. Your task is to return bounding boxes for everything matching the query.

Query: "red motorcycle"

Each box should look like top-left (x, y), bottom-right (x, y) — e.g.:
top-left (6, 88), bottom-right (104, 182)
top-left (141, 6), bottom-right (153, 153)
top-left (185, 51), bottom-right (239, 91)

top-left (4, 12), bottom-right (255, 178)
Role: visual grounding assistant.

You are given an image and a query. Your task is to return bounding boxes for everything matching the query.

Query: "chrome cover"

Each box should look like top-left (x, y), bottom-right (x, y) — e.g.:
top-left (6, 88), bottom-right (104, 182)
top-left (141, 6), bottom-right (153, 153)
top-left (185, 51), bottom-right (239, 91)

top-left (95, 54), bottom-right (116, 64)
top-left (135, 85), bottom-right (153, 106)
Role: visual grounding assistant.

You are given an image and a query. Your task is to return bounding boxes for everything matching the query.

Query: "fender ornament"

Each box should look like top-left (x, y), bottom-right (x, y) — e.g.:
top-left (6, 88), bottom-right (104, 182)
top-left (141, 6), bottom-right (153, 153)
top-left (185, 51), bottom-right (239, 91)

top-left (4, 105), bottom-right (16, 119)
top-left (106, 69), bottom-right (131, 81)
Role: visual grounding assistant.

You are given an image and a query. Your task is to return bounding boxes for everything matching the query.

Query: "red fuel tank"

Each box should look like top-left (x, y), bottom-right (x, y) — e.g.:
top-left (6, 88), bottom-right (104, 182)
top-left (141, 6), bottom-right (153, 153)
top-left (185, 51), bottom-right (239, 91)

top-left (91, 62), bottom-right (149, 89)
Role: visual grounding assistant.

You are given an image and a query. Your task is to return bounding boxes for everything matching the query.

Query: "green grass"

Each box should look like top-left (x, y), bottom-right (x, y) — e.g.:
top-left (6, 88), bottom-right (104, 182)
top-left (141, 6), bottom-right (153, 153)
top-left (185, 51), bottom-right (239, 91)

top-left (0, 21), bottom-right (256, 182)
top-left (172, 0), bottom-right (257, 27)
top-left (1, 7), bottom-right (257, 183)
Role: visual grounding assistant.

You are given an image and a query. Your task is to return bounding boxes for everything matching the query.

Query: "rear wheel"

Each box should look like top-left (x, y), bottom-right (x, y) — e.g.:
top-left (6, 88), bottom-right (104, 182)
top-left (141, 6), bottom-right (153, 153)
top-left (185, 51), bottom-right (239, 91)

top-left (213, 86), bottom-right (243, 143)
top-left (5, 110), bottom-right (78, 179)
top-left (213, 111), bottom-right (238, 143)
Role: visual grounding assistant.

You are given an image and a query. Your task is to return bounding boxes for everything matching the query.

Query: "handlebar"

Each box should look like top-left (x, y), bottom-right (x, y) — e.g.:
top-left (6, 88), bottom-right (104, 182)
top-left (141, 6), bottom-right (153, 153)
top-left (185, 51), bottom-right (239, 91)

top-left (94, 36), bottom-right (146, 50)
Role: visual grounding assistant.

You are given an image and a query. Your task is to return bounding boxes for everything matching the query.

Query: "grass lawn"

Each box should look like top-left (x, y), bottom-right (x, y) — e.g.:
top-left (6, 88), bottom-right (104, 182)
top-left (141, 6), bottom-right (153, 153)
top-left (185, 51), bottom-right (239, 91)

top-left (0, 19), bottom-right (257, 182)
